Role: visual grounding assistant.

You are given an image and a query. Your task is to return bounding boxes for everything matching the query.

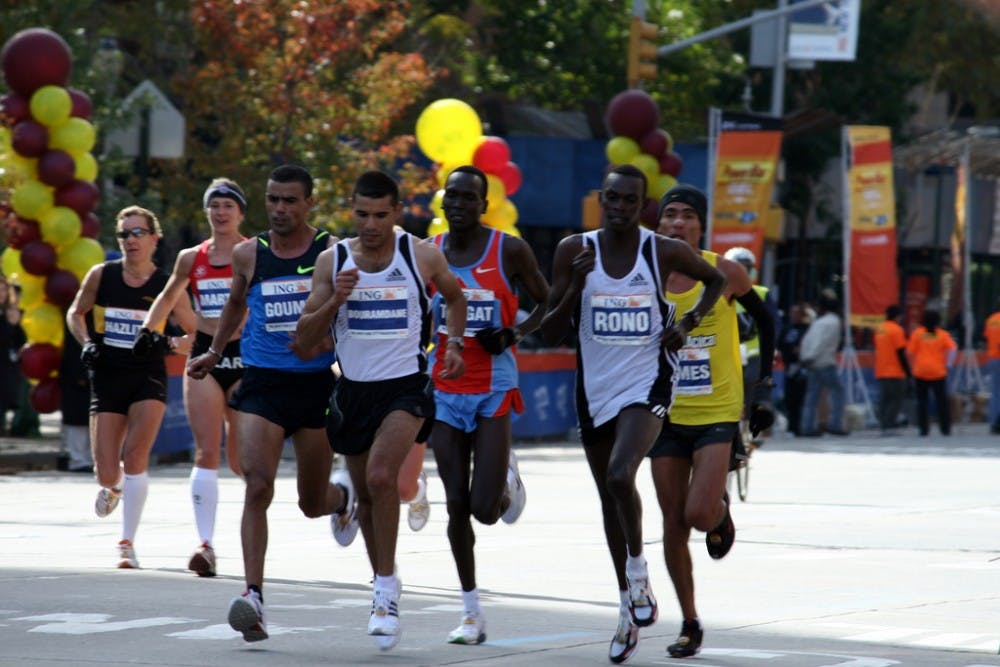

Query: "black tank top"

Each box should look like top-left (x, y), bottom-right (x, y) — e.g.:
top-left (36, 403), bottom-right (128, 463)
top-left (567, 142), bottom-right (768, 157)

top-left (88, 260), bottom-right (169, 369)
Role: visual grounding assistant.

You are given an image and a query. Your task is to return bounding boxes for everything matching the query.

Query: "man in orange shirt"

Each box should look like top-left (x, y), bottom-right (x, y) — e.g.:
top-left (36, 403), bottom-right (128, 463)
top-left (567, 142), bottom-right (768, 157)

top-left (984, 304), bottom-right (1000, 434)
top-left (907, 309), bottom-right (957, 437)
top-left (874, 305), bottom-right (912, 436)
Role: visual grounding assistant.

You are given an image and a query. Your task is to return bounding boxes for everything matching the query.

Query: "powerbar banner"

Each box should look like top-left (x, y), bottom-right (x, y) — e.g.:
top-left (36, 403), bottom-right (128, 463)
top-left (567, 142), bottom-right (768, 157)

top-left (708, 112), bottom-right (782, 263)
top-left (844, 125), bottom-right (899, 328)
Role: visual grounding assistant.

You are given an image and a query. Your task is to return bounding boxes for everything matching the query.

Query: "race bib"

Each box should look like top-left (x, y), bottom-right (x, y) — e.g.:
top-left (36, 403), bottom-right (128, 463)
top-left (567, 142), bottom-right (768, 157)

top-left (102, 307), bottom-right (147, 349)
top-left (194, 277), bottom-right (231, 318)
top-left (347, 285), bottom-right (409, 339)
top-left (676, 346), bottom-right (712, 395)
top-left (261, 278), bottom-right (310, 332)
top-left (437, 288), bottom-right (496, 335)
top-left (590, 293), bottom-right (652, 345)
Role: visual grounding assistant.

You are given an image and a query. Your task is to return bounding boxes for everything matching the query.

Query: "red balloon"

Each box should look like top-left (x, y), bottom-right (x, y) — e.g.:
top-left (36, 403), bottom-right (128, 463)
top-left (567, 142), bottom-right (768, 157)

top-left (28, 376), bottom-right (62, 414)
top-left (658, 151), bottom-right (683, 178)
top-left (81, 212), bottom-right (100, 239)
top-left (472, 136), bottom-right (511, 174)
top-left (44, 269), bottom-right (80, 308)
top-left (497, 162), bottom-right (522, 197)
top-left (19, 342), bottom-right (61, 381)
top-left (19, 240), bottom-right (57, 276)
top-left (37, 149), bottom-right (77, 188)
top-left (11, 120), bottom-right (49, 157)
top-left (605, 89), bottom-right (660, 141)
top-left (0, 28), bottom-right (72, 97)
top-left (5, 217), bottom-right (41, 249)
top-left (55, 179), bottom-right (100, 218)
top-left (0, 92), bottom-right (30, 125)
top-left (68, 88), bottom-right (92, 119)
top-left (639, 128), bottom-right (671, 159)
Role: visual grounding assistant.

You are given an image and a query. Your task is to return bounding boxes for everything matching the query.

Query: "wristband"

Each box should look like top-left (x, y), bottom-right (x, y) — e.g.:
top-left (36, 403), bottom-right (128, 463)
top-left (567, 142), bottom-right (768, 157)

top-left (207, 346), bottom-right (223, 358)
top-left (446, 338), bottom-right (464, 351)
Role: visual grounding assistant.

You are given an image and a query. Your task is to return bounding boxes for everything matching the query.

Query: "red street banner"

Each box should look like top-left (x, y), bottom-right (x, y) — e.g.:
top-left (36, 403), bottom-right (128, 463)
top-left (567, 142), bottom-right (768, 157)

top-left (844, 125), bottom-right (898, 329)
top-left (709, 112), bottom-right (782, 262)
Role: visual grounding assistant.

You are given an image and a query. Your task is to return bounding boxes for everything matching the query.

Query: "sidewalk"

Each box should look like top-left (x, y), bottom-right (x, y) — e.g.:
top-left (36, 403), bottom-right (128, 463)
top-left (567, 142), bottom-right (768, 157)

top-left (0, 411), bottom-right (65, 473)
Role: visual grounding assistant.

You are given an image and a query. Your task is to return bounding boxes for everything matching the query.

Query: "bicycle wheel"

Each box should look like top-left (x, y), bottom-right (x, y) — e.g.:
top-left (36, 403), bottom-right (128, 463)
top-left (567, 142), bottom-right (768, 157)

top-left (736, 458), bottom-right (749, 501)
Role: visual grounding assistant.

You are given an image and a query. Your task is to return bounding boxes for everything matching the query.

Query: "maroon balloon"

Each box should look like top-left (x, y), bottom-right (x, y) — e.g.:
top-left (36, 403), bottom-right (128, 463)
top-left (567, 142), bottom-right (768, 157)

top-left (0, 92), bottom-right (30, 125)
top-left (11, 120), bottom-right (49, 158)
top-left (37, 149), bottom-right (77, 188)
top-left (68, 88), bottom-right (92, 120)
top-left (605, 89), bottom-right (660, 141)
top-left (0, 28), bottom-right (72, 97)
top-left (639, 128), bottom-right (670, 159)
top-left (28, 376), bottom-right (62, 414)
top-left (5, 217), bottom-right (41, 249)
top-left (19, 240), bottom-right (57, 276)
top-left (55, 179), bottom-right (100, 218)
top-left (472, 137), bottom-right (512, 174)
top-left (640, 197), bottom-right (659, 229)
top-left (658, 151), bottom-right (683, 178)
top-left (497, 161), bottom-right (522, 197)
top-left (81, 212), bottom-right (100, 239)
top-left (19, 342), bottom-right (61, 381)
top-left (44, 269), bottom-right (80, 309)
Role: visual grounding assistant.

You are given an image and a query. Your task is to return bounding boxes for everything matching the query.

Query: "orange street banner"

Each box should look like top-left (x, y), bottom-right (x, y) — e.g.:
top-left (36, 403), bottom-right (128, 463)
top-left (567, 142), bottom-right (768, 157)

top-left (708, 112), bottom-right (782, 263)
top-left (844, 125), bottom-right (898, 329)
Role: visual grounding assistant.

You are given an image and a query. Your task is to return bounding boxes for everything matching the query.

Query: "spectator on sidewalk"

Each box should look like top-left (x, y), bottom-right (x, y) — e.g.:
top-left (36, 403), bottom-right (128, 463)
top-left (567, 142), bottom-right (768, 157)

top-left (60, 327), bottom-right (93, 472)
top-left (0, 278), bottom-right (25, 436)
top-left (908, 309), bottom-right (957, 437)
top-left (777, 302), bottom-right (810, 436)
top-left (983, 301), bottom-right (1000, 434)
top-left (874, 305), bottom-right (912, 437)
top-left (799, 291), bottom-right (847, 437)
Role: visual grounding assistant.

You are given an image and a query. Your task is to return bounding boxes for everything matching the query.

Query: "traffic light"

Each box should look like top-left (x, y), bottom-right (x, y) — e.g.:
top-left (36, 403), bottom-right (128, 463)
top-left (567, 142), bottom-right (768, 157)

top-left (627, 16), bottom-right (659, 87)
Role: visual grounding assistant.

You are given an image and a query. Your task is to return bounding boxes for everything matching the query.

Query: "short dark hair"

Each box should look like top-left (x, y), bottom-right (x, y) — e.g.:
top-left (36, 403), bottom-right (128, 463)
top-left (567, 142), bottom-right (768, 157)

top-left (352, 170), bottom-right (400, 206)
top-left (608, 164), bottom-right (647, 200)
top-left (922, 309), bottom-right (941, 331)
top-left (448, 165), bottom-right (488, 199)
top-left (886, 304), bottom-right (901, 320)
top-left (269, 164), bottom-right (313, 198)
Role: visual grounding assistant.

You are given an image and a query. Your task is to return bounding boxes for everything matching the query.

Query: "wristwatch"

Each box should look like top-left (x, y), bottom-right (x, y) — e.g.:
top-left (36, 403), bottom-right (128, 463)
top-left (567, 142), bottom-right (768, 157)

top-left (447, 337), bottom-right (464, 351)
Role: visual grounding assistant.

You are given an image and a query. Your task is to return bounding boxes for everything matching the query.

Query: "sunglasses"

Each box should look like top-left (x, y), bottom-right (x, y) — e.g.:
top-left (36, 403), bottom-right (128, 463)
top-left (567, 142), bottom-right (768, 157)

top-left (116, 227), bottom-right (152, 240)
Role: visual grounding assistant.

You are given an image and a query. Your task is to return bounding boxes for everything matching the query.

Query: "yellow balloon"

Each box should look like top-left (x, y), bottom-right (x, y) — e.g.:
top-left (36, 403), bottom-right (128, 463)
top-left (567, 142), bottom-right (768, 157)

top-left (426, 217), bottom-right (449, 238)
top-left (40, 206), bottom-right (82, 248)
top-left (73, 151), bottom-right (98, 181)
top-left (415, 99), bottom-right (482, 164)
top-left (435, 161), bottom-right (463, 188)
top-left (11, 180), bottom-right (54, 220)
top-left (21, 303), bottom-right (64, 345)
top-left (57, 237), bottom-right (105, 282)
top-left (650, 173), bottom-right (678, 201)
top-left (629, 153), bottom-right (660, 184)
top-left (606, 136), bottom-right (640, 166)
top-left (429, 189), bottom-right (445, 220)
top-left (1, 247), bottom-right (22, 282)
top-left (485, 174), bottom-right (506, 212)
top-left (30, 85), bottom-right (72, 127)
top-left (18, 272), bottom-right (46, 308)
top-left (49, 117), bottom-right (96, 154)
top-left (8, 152), bottom-right (38, 179)
top-left (484, 198), bottom-right (518, 229)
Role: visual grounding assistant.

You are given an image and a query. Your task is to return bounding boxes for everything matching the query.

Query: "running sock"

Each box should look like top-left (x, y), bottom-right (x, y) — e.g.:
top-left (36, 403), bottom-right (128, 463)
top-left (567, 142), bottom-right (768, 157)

top-left (248, 584), bottom-right (263, 603)
top-left (121, 472), bottom-right (149, 543)
top-left (403, 472), bottom-right (426, 505)
top-left (461, 588), bottom-right (481, 614)
top-left (625, 553), bottom-right (647, 579)
top-left (374, 573), bottom-right (398, 593)
top-left (190, 467), bottom-right (219, 545)
top-left (619, 589), bottom-right (629, 613)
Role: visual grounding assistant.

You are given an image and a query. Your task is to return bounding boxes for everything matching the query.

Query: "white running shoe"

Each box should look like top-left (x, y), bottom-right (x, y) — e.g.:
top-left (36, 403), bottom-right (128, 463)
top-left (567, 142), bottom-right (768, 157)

top-left (367, 582), bottom-right (401, 651)
top-left (95, 487), bottom-right (121, 518)
top-left (625, 561), bottom-right (658, 627)
top-left (116, 539), bottom-right (138, 569)
top-left (228, 589), bottom-right (268, 642)
top-left (609, 610), bottom-right (639, 663)
top-left (407, 471), bottom-right (430, 532)
top-left (501, 449), bottom-right (526, 524)
top-left (447, 610), bottom-right (487, 645)
top-left (188, 542), bottom-right (216, 577)
top-left (330, 467), bottom-right (359, 547)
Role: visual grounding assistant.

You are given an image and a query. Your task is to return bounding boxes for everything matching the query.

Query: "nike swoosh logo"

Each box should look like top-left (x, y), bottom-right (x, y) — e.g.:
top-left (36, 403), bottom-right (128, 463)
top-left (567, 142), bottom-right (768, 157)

top-left (473, 267), bottom-right (495, 274)
top-left (296, 265), bottom-right (315, 274)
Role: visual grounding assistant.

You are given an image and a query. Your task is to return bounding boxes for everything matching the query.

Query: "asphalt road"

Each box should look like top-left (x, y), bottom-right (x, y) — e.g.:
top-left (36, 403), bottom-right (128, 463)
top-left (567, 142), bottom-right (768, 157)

top-left (2, 424), bottom-right (1000, 666)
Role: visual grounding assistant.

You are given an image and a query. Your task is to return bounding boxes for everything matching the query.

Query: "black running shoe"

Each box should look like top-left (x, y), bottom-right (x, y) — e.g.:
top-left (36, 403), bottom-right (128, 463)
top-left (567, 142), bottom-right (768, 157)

top-left (667, 618), bottom-right (703, 658)
top-left (706, 491), bottom-right (735, 559)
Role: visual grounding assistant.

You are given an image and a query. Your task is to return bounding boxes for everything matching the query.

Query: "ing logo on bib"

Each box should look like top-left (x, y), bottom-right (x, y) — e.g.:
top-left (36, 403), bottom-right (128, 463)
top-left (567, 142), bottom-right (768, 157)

top-left (261, 278), bottom-right (310, 331)
top-left (347, 286), bottom-right (409, 339)
top-left (591, 293), bottom-right (652, 345)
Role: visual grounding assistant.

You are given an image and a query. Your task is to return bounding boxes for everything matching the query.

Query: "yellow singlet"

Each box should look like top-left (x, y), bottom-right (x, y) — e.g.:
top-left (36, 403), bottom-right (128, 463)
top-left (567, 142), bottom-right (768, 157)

top-left (665, 251), bottom-right (743, 424)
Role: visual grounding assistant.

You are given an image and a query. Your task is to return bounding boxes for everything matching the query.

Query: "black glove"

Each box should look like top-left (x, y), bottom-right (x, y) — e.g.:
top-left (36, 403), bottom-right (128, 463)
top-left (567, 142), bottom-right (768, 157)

top-left (80, 341), bottom-right (100, 370)
top-left (748, 377), bottom-right (776, 438)
top-left (474, 327), bottom-right (518, 355)
top-left (132, 327), bottom-right (168, 359)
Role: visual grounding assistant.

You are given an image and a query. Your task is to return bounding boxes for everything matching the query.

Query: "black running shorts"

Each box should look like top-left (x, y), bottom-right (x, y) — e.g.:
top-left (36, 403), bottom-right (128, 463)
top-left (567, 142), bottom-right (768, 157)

top-left (647, 421), bottom-right (739, 458)
top-left (191, 331), bottom-right (243, 393)
top-left (89, 363), bottom-right (167, 415)
top-left (229, 366), bottom-right (334, 437)
top-left (327, 372), bottom-right (435, 456)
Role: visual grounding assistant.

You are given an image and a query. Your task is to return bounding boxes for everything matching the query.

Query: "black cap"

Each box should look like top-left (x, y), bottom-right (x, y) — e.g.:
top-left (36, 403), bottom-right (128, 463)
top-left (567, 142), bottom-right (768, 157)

top-left (657, 184), bottom-right (707, 230)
